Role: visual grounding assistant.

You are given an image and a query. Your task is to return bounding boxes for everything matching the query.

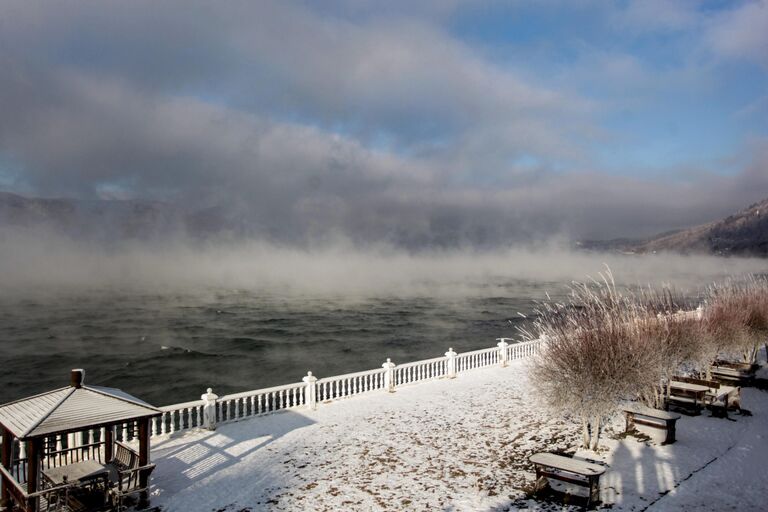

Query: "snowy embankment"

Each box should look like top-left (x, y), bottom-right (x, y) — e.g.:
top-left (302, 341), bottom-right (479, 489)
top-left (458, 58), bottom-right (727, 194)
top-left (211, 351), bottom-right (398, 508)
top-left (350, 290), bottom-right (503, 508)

top-left (149, 359), bottom-right (768, 511)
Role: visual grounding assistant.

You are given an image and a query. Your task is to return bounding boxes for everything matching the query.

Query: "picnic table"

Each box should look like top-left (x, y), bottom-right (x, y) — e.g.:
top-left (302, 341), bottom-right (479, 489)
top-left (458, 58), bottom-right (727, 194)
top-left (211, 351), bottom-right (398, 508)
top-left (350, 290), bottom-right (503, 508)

top-left (529, 452), bottom-right (606, 510)
top-left (668, 381), bottom-right (709, 414)
top-left (42, 460), bottom-right (109, 511)
top-left (673, 375), bottom-right (741, 417)
top-left (622, 404), bottom-right (681, 444)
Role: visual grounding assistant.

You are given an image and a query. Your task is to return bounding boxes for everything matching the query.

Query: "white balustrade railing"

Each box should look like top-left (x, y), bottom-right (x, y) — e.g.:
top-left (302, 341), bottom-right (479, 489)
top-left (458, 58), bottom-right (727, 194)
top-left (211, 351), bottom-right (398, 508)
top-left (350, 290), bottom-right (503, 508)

top-left (506, 339), bottom-right (541, 360)
top-left (157, 400), bottom-right (205, 436)
top-left (394, 357), bottom-right (446, 386)
top-left (151, 336), bottom-right (548, 438)
top-left (217, 382), bottom-right (306, 426)
top-left (455, 347), bottom-right (499, 373)
top-left (316, 368), bottom-right (386, 402)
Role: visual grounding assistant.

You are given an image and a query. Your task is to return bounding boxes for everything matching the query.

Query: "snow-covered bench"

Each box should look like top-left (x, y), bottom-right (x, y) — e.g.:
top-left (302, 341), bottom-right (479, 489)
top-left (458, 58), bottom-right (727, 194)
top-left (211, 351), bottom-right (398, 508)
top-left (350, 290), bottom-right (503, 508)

top-left (622, 404), bottom-right (681, 444)
top-left (710, 361), bottom-right (757, 386)
top-left (529, 452), bottom-right (606, 510)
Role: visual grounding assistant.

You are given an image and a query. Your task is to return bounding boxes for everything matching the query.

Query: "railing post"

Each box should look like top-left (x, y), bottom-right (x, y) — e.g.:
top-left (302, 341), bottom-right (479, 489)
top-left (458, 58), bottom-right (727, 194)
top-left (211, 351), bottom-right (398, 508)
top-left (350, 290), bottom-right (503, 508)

top-left (382, 358), bottom-right (396, 393)
top-left (445, 348), bottom-right (457, 378)
top-left (496, 338), bottom-right (510, 367)
top-left (201, 388), bottom-right (219, 431)
top-left (303, 371), bottom-right (318, 410)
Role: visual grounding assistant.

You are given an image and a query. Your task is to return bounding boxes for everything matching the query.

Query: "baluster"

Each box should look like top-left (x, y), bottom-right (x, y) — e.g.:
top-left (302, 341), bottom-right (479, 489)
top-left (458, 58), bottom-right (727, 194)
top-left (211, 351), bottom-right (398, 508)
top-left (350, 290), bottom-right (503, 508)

top-left (269, 392), bottom-right (274, 411)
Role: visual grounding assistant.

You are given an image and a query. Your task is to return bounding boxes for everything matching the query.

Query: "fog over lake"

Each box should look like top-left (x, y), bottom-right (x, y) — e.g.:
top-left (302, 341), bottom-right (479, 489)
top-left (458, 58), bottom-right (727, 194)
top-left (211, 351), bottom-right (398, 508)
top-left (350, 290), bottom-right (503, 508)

top-left (2, 236), bottom-right (765, 406)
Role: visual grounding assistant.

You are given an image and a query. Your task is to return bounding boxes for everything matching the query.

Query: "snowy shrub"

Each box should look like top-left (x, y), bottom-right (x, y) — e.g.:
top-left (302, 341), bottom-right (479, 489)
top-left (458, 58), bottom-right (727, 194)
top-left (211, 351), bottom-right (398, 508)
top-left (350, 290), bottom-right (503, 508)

top-left (525, 273), bottom-right (658, 451)
top-left (703, 276), bottom-right (768, 366)
top-left (639, 289), bottom-right (709, 405)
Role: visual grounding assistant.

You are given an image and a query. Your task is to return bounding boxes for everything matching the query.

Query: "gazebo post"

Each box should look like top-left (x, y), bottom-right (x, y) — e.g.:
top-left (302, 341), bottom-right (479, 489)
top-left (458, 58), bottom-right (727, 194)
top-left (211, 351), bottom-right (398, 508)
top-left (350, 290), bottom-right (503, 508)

top-left (1, 426), bottom-right (11, 508)
top-left (104, 426), bottom-right (114, 463)
top-left (26, 438), bottom-right (41, 512)
top-left (137, 417), bottom-right (151, 509)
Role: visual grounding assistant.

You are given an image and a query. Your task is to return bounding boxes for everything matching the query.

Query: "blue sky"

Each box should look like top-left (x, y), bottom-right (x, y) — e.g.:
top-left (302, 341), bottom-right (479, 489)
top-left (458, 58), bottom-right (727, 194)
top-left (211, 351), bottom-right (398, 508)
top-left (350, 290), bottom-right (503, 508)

top-left (0, 0), bottom-right (766, 242)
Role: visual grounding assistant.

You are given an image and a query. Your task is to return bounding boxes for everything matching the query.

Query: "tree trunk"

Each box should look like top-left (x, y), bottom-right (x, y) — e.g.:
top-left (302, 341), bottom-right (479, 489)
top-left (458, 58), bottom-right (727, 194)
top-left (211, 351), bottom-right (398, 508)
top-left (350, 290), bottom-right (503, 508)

top-left (581, 417), bottom-right (591, 449)
top-left (590, 417), bottom-right (602, 451)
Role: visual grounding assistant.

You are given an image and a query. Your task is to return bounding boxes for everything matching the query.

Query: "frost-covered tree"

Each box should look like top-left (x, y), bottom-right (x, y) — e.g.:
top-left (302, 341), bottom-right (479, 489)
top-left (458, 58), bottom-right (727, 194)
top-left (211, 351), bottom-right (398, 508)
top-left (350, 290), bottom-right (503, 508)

top-left (525, 274), bottom-right (658, 451)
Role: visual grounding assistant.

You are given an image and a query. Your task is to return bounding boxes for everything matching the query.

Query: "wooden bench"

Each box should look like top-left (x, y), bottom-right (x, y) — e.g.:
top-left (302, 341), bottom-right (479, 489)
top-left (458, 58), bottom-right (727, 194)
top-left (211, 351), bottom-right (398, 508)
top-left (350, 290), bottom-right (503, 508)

top-left (105, 442), bottom-right (155, 510)
top-left (622, 404), bottom-right (681, 444)
top-left (710, 361), bottom-right (757, 386)
top-left (529, 452), bottom-right (606, 510)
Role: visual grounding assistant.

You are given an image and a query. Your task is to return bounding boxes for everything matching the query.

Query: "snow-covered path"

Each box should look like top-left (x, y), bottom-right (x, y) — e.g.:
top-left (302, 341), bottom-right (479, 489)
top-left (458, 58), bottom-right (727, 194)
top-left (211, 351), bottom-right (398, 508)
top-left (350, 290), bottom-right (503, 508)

top-left (149, 360), bottom-right (768, 511)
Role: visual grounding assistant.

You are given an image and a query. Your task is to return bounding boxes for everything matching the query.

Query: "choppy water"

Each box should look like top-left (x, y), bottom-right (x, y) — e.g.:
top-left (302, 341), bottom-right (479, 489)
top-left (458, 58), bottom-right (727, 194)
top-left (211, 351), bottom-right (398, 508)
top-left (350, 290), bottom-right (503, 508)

top-left (0, 279), bottom-right (568, 406)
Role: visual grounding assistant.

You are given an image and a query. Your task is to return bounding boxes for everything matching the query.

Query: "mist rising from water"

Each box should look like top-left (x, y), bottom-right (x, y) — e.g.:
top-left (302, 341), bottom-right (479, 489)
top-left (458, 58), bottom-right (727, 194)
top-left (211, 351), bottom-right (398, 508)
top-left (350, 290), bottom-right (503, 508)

top-left (2, 227), bottom-right (766, 298)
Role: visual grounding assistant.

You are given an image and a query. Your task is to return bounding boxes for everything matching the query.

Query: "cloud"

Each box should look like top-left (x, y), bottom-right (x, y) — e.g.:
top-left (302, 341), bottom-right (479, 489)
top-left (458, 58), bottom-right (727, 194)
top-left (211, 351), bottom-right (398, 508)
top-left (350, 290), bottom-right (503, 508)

top-left (0, 0), bottom-right (765, 248)
top-left (614, 0), bottom-right (700, 32)
top-left (708, 0), bottom-right (768, 68)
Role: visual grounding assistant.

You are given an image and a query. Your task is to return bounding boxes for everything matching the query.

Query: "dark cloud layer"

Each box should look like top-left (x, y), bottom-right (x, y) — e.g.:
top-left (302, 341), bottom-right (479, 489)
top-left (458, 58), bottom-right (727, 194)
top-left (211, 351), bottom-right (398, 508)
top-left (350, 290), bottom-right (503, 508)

top-left (0, 0), bottom-right (766, 247)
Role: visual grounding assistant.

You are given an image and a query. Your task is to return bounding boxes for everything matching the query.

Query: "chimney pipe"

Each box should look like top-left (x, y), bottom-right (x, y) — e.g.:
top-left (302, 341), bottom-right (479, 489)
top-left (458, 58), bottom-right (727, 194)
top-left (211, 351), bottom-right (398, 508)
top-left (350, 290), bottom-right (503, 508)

top-left (70, 369), bottom-right (85, 388)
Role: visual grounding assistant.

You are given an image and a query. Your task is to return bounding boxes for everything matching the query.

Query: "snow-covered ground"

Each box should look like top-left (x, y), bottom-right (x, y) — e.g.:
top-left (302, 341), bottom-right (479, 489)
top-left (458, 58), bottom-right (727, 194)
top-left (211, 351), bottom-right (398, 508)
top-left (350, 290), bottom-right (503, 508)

top-left (149, 359), bottom-right (768, 511)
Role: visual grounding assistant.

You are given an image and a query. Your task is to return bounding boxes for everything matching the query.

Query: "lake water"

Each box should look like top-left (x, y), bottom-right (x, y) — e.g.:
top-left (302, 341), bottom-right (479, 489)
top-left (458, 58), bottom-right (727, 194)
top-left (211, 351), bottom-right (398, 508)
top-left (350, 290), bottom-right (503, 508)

top-left (0, 279), bottom-right (567, 406)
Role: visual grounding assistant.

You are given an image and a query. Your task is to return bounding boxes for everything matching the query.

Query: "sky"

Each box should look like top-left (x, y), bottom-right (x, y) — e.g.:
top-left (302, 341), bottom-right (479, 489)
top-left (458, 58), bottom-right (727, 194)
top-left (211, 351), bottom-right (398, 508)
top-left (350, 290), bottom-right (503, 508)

top-left (0, 0), bottom-right (767, 245)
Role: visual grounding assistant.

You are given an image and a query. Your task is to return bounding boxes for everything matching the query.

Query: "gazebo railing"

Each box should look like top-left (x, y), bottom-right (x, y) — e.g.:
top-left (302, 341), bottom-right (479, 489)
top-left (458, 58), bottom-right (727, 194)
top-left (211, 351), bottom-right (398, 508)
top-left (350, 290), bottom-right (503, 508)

top-left (2, 421), bottom-right (142, 486)
top-left (1, 461), bottom-right (97, 512)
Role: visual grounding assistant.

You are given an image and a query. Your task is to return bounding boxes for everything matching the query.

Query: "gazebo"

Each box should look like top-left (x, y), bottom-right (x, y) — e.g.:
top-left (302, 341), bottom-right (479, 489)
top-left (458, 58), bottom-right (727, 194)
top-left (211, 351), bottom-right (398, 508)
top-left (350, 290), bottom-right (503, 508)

top-left (0, 370), bottom-right (161, 512)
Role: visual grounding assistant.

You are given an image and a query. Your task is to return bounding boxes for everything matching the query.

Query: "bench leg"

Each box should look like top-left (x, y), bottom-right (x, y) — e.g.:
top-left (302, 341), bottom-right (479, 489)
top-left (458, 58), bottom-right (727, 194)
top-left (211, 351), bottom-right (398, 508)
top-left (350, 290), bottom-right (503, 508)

top-left (625, 412), bottom-right (635, 433)
top-left (665, 421), bottom-right (676, 444)
top-left (586, 476), bottom-right (600, 510)
top-left (533, 467), bottom-right (549, 493)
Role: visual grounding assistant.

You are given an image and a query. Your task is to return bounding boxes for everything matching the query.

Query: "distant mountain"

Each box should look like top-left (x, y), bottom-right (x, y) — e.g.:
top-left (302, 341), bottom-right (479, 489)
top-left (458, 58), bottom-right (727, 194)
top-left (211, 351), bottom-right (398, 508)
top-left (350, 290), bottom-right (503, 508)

top-left (579, 197), bottom-right (768, 257)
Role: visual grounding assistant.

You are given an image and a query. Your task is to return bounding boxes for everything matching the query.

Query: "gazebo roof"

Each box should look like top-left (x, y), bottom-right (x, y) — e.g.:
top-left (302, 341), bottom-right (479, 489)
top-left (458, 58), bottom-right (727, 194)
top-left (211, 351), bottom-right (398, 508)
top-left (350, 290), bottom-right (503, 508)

top-left (0, 371), bottom-right (161, 440)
